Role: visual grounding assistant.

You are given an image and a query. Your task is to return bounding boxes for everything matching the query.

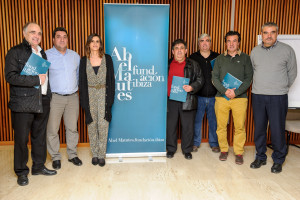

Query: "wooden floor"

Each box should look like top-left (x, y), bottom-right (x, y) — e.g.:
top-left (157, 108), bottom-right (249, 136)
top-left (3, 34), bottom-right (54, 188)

top-left (0, 144), bottom-right (300, 200)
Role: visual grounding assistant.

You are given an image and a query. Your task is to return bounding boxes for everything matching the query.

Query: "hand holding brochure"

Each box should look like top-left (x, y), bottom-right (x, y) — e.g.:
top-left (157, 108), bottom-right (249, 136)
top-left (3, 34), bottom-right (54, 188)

top-left (169, 76), bottom-right (190, 102)
top-left (222, 73), bottom-right (243, 100)
top-left (21, 53), bottom-right (50, 76)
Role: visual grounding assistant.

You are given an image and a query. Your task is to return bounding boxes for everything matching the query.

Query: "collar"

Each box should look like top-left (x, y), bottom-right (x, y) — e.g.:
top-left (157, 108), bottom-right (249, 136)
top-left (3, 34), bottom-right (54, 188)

top-left (172, 58), bottom-right (186, 64)
top-left (22, 38), bottom-right (42, 53)
top-left (22, 38), bottom-right (31, 48)
top-left (52, 46), bottom-right (69, 55)
top-left (224, 49), bottom-right (241, 57)
top-left (199, 50), bottom-right (212, 59)
top-left (261, 40), bottom-right (278, 50)
top-left (32, 45), bottom-right (42, 53)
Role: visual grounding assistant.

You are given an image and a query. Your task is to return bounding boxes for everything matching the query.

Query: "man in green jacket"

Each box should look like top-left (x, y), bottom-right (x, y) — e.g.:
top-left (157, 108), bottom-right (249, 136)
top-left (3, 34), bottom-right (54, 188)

top-left (212, 31), bottom-right (253, 165)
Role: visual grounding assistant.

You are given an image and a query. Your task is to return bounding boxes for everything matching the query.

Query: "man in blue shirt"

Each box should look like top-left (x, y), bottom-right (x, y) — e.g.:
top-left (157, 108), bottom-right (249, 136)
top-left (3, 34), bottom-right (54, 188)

top-left (46, 27), bottom-right (81, 169)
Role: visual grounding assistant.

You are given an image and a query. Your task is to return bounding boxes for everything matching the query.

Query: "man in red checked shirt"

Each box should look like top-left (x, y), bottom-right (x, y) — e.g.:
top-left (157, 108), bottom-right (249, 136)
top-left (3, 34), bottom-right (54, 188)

top-left (166, 39), bottom-right (204, 160)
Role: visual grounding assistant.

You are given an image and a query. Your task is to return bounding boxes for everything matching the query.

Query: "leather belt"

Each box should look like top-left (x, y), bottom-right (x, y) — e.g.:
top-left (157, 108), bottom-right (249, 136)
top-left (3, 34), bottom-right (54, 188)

top-left (88, 84), bottom-right (106, 89)
top-left (53, 92), bottom-right (77, 96)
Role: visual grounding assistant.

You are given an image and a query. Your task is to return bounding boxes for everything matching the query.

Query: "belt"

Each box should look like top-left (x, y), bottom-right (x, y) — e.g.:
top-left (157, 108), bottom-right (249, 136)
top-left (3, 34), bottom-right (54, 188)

top-left (88, 84), bottom-right (106, 89)
top-left (53, 92), bottom-right (77, 96)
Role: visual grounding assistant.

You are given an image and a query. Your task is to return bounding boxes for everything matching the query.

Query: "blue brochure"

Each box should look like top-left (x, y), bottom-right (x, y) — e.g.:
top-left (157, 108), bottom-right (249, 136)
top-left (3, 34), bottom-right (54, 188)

top-left (21, 53), bottom-right (50, 76)
top-left (222, 73), bottom-right (243, 100)
top-left (169, 76), bottom-right (190, 102)
top-left (210, 58), bottom-right (216, 69)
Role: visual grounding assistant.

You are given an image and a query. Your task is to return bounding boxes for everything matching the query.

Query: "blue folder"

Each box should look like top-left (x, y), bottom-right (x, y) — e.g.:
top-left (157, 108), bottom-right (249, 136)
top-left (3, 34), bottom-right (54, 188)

top-left (169, 76), bottom-right (190, 102)
top-left (222, 73), bottom-right (243, 100)
top-left (210, 58), bottom-right (216, 69)
top-left (21, 53), bottom-right (50, 76)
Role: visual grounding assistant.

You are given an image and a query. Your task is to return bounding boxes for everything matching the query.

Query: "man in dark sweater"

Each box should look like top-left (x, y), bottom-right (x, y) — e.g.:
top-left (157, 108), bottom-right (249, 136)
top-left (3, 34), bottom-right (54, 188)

top-left (189, 34), bottom-right (220, 153)
top-left (212, 31), bottom-right (253, 165)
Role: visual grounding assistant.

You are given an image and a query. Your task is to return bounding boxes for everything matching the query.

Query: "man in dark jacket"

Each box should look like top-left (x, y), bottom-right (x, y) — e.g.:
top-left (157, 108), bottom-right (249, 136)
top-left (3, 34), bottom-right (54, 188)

top-left (5, 22), bottom-right (56, 186)
top-left (167, 39), bottom-right (204, 160)
top-left (189, 34), bottom-right (220, 153)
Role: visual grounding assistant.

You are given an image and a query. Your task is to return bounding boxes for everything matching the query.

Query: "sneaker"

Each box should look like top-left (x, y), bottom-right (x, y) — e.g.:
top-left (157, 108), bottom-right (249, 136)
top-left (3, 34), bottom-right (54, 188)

top-left (192, 146), bottom-right (198, 152)
top-left (219, 152), bottom-right (228, 161)
top-left (235, 154), bottom-right (244, 165)
top-left (211, 146), bottom-right (220, 153)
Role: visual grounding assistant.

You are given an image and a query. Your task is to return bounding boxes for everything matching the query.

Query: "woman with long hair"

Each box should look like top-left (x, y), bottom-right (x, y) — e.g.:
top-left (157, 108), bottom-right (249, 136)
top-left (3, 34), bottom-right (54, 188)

top-left (79, 34), bottom-right (115, 166)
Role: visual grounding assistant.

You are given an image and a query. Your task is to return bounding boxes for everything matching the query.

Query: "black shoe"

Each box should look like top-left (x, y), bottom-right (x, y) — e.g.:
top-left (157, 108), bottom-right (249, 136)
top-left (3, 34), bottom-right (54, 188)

top-left (184, 152), bottom-right (192, 160)
top-left (250, 159), bottom-right (266, 169)
top-left (99, 158), bottom-right (105, 167)
top-left (271, 163), bottom-right (282, 173)
top-left (52, 160), bottom-right (61, 170)
top-left (92, 157), bottom-right (99, 165)
top-left (17, 175), bottom-right (28, 186)
top-left (68, 157), bottom-right (82, 166)
top-left (32, 167), bottom-right (57, 176)
top-left (166, 152), bottom-right (175, 158)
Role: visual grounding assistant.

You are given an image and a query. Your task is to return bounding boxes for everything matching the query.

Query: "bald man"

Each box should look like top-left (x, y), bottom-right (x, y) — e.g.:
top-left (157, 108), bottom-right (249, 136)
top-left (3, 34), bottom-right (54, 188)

top-left (5, 22), bottom-right (57, 186)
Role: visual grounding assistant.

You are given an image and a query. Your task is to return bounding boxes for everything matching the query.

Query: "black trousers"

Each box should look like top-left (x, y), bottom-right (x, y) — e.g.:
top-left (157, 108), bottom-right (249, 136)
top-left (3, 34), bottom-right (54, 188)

top-left (167, 99), bottom-right (196, 153)
top-left (12, 95), bottom-right (50, 176)
top-left (252, 94), bottom-right (288, 164)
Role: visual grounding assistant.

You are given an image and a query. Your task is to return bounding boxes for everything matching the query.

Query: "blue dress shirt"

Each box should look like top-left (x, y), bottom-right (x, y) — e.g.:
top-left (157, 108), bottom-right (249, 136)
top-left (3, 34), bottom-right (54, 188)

top-left (46, 47), bottom-right (80, 95)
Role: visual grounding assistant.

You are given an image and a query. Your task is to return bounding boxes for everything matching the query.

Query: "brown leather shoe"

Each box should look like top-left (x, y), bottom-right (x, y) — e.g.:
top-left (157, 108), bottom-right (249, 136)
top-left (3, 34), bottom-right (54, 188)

top-left (219, 152), bottom-right (228, 161)
top-left (211, 147), bottom-right (220, 153)
top-left (192, 146), bottom-right (198, 152)
top-left (235, 155), bottom-right (244, 165)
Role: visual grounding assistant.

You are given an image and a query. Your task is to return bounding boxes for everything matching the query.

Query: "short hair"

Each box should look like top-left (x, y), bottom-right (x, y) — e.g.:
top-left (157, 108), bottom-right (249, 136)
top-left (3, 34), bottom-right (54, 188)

top-left (261, 22), bottom-right (278, 32)
top-left (52, 27), bottom-right (68, 38)
top-left (198, 33), bottom-right (211, 42)
top-left (171, 39), bottom-right (187, 50)
top-left (85, 33), bottom-right (104, 58)
top-left (224, 31), bottom-right (241, 42)
top-left (23, 22), bottom-right (41, 33)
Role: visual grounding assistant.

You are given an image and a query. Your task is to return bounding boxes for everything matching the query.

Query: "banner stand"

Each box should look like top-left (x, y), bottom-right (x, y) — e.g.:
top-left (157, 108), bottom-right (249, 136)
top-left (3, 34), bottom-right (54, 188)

top-left (106, 152), bottom-right (166, 158)
top-left (104, 4), bottom-right (170, 159)
top-left (106, 156), bottom-right (167, 164)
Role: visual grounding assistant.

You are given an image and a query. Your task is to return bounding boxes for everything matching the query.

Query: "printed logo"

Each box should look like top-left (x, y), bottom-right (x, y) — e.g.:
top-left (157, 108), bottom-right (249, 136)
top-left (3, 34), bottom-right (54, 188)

top-left (112, 47), bottom-right (165, 101)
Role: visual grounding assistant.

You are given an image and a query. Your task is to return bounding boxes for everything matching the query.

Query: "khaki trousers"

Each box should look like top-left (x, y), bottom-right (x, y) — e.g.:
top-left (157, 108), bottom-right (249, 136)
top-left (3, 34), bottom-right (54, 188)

top-left (215, 97), bottom-right (248, 155)
top-left (46, 93), bottom-right (79, 161)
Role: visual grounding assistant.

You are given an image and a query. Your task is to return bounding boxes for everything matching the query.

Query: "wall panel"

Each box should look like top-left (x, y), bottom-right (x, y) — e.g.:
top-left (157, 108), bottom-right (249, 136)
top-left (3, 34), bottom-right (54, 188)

top-left (1, 0), bottom-right (299, 145)
top-left (234, 0), bottom-right (300, 145)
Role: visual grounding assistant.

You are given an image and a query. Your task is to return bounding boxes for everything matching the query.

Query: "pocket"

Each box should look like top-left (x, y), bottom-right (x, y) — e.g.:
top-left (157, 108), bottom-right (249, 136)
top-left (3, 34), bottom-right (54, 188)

top-left (17, 59), bottom-right (26, 65)
top-left (11, 87), bottom-right (38, 97)
top-left (17, 59), bottom-right (27, 70)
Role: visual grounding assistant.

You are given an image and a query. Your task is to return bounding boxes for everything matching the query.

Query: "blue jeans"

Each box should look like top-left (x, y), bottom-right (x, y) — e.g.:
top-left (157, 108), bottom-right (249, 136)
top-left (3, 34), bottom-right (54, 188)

top-left (194, 96), bottom-right (219, 147)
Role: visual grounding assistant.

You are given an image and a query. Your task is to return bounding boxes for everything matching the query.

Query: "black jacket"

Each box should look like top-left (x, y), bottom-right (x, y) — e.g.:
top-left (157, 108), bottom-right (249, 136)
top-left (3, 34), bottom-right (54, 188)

top-left (168, 57), bottom-right (204, 110)
top-left (189, 51), bottom-right (219, 97)
top-left (5, 39), bottom-right (51, 113)
top-left (79, 54), bottom-right (115, 124)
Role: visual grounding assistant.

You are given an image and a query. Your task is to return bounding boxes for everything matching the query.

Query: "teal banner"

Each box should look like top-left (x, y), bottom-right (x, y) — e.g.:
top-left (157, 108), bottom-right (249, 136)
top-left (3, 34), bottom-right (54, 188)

top-left (104, 4), bottom-right (169, 156)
